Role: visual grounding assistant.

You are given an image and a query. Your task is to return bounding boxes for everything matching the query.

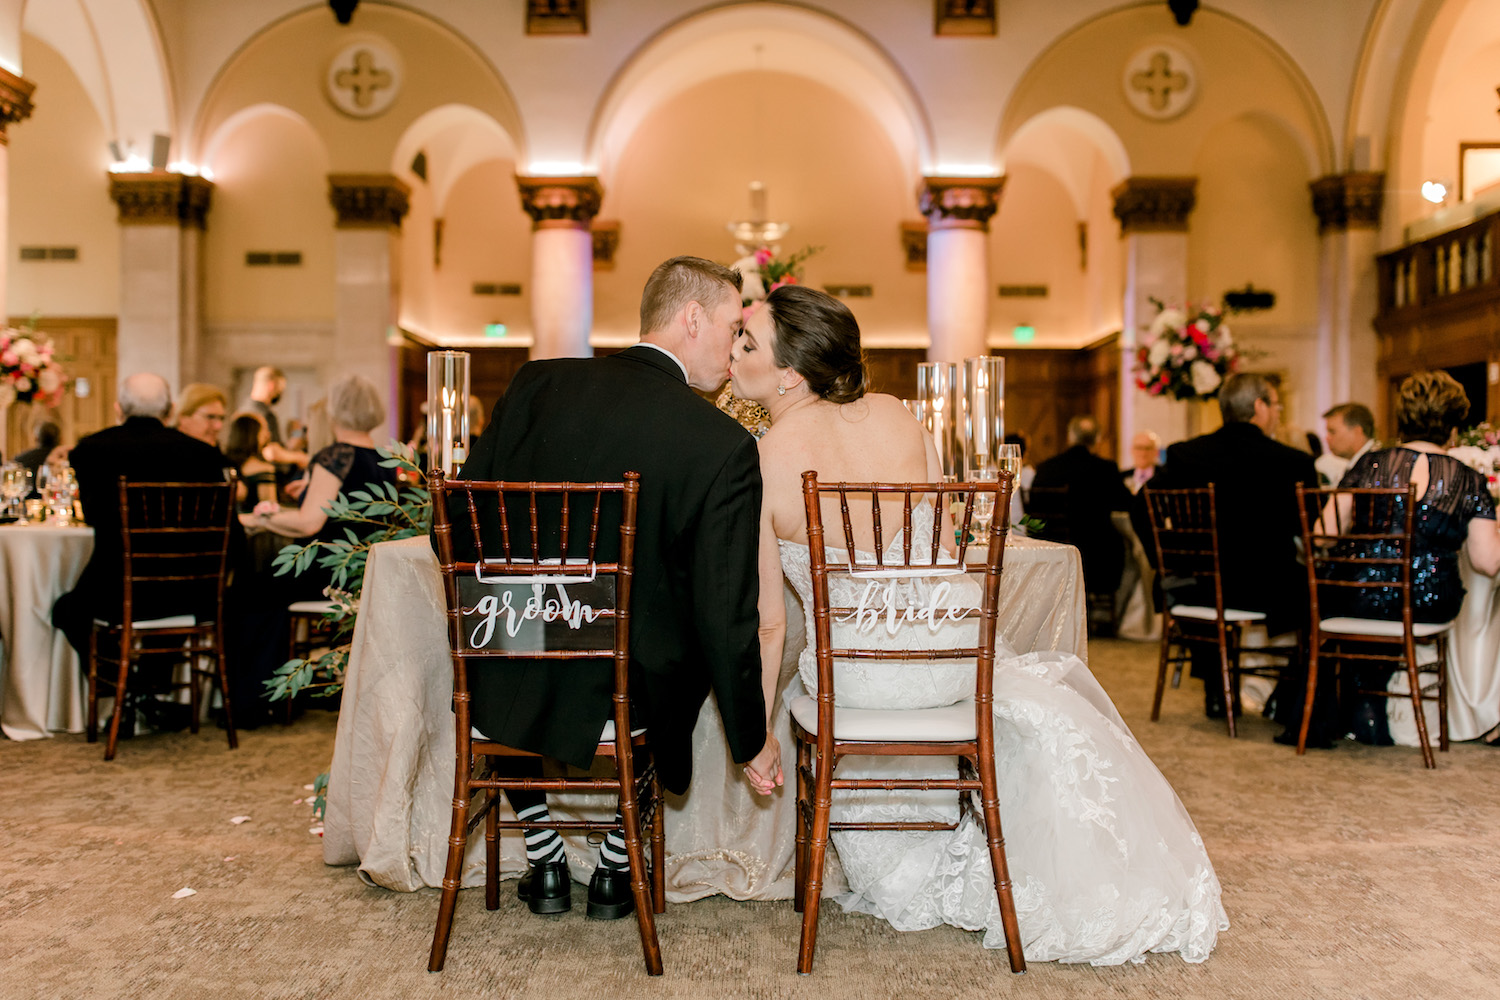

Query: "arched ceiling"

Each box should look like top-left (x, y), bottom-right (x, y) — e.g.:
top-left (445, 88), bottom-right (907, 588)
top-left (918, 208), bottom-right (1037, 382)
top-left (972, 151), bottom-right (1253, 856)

top-left (588, 2), bottom-right (931, 189)
top-left (390, 104), bottom-right (517, 215)
top-left (23, 0), bottom-right (171, 166)
top-left (1003, 106), bottom-right (1130, 218)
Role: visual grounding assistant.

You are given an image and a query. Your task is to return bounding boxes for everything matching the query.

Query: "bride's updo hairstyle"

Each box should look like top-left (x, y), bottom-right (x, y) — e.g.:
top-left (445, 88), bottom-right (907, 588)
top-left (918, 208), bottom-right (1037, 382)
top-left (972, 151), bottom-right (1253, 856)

top-left (765, 284), bottom-right (868, 404)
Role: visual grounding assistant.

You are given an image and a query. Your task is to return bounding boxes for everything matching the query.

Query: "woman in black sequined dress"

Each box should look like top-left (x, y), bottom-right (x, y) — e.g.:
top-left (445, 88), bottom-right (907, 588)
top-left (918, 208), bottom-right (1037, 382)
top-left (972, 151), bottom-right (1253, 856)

top-left (1312, 372), bottom-right (1500, 745)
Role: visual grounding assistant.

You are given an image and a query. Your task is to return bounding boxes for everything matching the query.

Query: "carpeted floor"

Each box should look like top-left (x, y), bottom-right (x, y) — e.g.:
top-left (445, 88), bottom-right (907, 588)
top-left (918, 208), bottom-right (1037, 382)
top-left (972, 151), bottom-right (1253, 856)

top-left (3, 638), bottom-right (1499, 1000)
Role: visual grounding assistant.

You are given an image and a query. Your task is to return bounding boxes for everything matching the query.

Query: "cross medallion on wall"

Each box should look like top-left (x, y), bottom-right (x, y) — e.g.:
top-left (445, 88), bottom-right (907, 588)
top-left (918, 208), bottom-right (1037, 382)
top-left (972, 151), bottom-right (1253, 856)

top-left (325, 39), bottom-right (402, 119)
top-left (1122, 44), bottom-right (1198, 121)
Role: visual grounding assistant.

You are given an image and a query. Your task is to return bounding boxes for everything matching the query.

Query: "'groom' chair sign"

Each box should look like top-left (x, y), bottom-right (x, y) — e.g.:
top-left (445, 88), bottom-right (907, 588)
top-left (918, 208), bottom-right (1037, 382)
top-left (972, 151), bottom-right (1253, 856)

top-left (428, 472), bottom-right (668, 977)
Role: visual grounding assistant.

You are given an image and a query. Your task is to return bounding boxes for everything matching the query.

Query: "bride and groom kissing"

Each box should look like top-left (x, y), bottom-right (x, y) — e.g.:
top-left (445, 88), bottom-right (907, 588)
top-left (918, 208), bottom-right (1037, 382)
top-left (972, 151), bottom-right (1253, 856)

top-left (446, 255), bottom-right (1227, 964)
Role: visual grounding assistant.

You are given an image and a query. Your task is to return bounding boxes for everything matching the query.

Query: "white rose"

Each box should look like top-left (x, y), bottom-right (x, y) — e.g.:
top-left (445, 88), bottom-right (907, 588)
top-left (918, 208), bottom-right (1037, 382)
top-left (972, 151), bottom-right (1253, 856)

top-left (1147, 338), bottom-right (1171, 368)
top-left (1190, 359), bottom-right (1221, 395)
top-left (37, 368), bottom-right (62, 393)
top-left (11, 337), bottom-right (32, 356)
top-left (1149, 308), bottom-right (1187, 338)
top-left (1183, 344), bottom-right (1198, 360)
top-left (19, 348), bottom-right (39, 367)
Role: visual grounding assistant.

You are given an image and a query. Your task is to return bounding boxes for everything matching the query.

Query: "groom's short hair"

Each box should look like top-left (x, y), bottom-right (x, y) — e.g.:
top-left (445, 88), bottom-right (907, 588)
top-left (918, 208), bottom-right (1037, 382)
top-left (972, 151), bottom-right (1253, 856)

top-left (639, 256), bottom-right (742, 336)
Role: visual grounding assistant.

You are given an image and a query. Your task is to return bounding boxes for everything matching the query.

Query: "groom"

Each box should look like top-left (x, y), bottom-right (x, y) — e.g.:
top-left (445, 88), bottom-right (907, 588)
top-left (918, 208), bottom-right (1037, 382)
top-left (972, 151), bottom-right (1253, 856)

top-left (446, 255), bottom-right (779, 920)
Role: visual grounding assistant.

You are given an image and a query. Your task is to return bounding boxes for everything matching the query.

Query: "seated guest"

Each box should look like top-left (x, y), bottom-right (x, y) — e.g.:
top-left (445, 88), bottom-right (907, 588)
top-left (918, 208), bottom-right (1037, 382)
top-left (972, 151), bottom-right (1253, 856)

top-left (1030, 415), bottom-right (1132, 600)
top-left (1122, 430), bottom-right (1161, 494)
top-left (52, 373), bottom-right (231, 658)
top-left (231, 375), bottom-right (397, 725)
top-left (15, 420), bottom-right (60, 481)
top-left (1134, 372), bottom-right (1318, 723)
top-left (1307, 372), bottom-right (1500, 746)
top-left (1316, 401), bottom-right (1376, 486)
top-left (224, 413), bottom-right (277, 512)
top-left (241, 374), bottom-right (396, 592)
top-left (173, 383), bottom-right (229, 448)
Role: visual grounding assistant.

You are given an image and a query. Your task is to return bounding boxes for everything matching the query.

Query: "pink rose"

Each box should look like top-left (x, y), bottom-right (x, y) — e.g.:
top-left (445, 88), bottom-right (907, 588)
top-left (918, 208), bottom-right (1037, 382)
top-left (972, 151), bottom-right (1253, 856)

top-left (754, 248), bottom-right (773, 266)
top-left (0, 350), bottom-right (16, 367)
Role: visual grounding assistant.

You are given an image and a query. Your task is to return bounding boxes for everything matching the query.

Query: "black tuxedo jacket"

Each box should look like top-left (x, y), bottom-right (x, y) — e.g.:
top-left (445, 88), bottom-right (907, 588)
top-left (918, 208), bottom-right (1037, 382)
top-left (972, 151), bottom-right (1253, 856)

top-left (445, 346), bottom-right (766, 794)
top-left (1030, 444), bottom-right (1132, 592)
top-left (53, 417), bottom-right (233, 652)
top-left (1132, 422), bottom-right (1318, 634)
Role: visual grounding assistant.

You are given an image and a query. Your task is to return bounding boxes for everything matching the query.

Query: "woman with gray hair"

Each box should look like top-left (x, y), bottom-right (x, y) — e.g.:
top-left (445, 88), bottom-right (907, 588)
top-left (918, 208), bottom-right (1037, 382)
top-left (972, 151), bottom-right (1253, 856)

top-left (241, 374), bottom-right (394, 558)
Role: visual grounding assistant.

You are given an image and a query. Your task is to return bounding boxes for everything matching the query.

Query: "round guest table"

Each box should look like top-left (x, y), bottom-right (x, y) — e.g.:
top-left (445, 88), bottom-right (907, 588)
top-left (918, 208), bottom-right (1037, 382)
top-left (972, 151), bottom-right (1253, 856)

top-left (0, 523), bottom-right (94, 740)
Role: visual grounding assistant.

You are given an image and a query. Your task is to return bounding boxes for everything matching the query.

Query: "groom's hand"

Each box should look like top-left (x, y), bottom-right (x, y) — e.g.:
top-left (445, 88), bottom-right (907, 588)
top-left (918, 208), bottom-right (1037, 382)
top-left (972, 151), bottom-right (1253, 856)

top-left (742, 733), bottom-right (783, 795)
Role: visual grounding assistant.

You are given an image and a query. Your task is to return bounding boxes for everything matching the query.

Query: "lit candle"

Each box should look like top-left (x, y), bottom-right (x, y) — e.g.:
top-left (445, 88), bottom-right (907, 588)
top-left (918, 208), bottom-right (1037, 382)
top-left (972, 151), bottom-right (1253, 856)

top-left (750, 181), bottom-right (767, 222)
top-left (440, 387), bottom-right (456, 474)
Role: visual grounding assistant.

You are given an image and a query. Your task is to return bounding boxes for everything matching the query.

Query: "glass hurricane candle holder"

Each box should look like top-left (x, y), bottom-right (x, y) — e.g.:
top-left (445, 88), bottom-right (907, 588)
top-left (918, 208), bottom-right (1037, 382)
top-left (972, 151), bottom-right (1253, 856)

top-left (427, 351), bottom-right (471, 478)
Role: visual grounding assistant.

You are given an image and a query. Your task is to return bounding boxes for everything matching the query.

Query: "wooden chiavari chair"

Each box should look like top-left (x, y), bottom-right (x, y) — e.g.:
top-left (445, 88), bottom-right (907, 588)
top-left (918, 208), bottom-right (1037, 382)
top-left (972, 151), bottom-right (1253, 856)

top-left (427, 471), bottom-right (665, 975)
top-left (88, 478), bottom-right (237, 760)
top-left (1295, 484), bottom-right (1450, 767)
top-left (791, 471), bottom-right (1025, 976)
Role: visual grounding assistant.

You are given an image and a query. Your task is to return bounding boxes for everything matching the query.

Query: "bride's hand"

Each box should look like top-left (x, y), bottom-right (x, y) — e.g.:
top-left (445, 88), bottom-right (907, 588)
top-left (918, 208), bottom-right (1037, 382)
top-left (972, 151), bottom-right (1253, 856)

top-left (742, 732), bottom-right (783, 795)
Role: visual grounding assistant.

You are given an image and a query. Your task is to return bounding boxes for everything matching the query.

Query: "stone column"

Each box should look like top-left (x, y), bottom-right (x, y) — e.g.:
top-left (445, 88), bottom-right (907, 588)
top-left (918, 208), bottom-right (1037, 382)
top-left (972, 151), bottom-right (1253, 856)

top-left (0, 66), bottom-right (35, 324)
top-left (328, 173), bottom-right (409, 442)
top-left (1112, 176), bottom-right (1197, 450)
top-left (1310, 172), bottom-right (1383, 419)
top-left (517, 175), bottom-right (601, 359)
top-left (919, 176), bottom-right (1003, 364)
top-left (109, 172), bottom-right (213, 390)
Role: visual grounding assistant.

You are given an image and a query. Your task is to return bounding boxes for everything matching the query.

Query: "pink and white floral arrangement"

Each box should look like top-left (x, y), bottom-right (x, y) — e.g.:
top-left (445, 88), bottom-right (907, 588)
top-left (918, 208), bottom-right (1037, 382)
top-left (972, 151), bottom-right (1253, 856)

top-left (0, 328), bottom-right (67, 408)
top-left (731, 245), bottom-right (820, 312)
top-left (1132, 301), bottom-right (1241, 401)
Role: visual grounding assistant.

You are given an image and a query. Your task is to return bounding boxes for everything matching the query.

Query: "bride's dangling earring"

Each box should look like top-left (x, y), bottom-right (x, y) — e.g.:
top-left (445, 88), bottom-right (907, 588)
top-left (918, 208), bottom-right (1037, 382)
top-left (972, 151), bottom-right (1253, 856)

top-left (776, 384), bottom-right (787, 396)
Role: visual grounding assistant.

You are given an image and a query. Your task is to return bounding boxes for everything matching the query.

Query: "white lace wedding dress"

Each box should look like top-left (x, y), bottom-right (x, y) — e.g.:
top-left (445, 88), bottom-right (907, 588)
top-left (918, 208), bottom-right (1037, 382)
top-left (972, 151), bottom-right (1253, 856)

top-left (779, 505), bottom-right (1229, 965)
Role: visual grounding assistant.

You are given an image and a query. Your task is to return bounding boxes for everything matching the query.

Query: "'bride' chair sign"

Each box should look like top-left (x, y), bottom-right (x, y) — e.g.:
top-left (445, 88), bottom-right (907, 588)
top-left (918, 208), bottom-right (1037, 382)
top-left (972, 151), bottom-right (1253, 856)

top-left (789, 471), bottom-right (1026, 975)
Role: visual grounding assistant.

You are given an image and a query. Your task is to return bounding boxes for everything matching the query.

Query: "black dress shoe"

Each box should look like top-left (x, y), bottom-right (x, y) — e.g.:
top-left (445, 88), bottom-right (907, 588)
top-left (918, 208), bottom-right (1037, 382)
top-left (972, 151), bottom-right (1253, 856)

top-left (517, 860), bottom-right (571, 914)
top-left (586, 868), bottom-right (635, 920)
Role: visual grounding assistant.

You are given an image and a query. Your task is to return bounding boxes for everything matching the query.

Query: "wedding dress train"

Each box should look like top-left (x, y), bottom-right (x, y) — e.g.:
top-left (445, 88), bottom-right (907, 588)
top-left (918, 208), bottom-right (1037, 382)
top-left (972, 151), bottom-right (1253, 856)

top-left (779, 505), bottom-right (1228, 965)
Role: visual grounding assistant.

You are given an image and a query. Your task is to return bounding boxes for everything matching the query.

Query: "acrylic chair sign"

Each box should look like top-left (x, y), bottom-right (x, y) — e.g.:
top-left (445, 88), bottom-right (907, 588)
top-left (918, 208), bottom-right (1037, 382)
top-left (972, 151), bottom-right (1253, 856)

top-left (457, 563), bottom-right (616, 653)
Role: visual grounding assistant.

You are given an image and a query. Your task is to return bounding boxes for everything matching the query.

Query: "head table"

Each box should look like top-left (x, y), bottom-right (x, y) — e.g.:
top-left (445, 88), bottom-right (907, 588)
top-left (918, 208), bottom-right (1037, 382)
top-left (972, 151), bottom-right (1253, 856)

top-left (0, 523), bottom-right (94, 740)
top-left (321, 533), bottom-right (1089, 902)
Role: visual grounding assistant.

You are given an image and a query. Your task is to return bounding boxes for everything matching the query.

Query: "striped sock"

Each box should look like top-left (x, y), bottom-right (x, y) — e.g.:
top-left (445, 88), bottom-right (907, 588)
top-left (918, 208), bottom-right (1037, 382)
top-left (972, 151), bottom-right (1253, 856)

top-left (598, 810), bottom-right (629, 872)
top-left (516, 802), bottom-right (565, 865)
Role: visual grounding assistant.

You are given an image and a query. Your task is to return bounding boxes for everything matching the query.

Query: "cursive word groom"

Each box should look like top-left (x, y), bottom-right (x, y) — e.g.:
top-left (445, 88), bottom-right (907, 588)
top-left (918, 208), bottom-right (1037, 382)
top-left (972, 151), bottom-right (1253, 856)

top-left (444, 255), bottom-right (780, 921)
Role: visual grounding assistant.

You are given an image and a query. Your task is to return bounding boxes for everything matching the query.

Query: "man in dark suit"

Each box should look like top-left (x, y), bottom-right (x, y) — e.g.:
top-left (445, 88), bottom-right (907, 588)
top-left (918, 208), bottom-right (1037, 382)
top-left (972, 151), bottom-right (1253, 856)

top-left (447, 256), bottom-right (775, 920)
top-left (1030, 415), bottom-right (1133, 624)
top-left (52, 374), bottom-right (232, 726)
top-left (1133, 372), bottom-right (1319, 729)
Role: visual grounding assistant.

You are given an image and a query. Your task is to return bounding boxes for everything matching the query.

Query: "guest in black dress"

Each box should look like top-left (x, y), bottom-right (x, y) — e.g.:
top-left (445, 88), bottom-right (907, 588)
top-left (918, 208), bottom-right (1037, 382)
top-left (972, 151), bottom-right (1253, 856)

top-left (1306, 371), bottom-right (1500, 745)
top-left (230, 375), bottom-right (397, 723)
top-left (224, 413), bottom-right (278, 513)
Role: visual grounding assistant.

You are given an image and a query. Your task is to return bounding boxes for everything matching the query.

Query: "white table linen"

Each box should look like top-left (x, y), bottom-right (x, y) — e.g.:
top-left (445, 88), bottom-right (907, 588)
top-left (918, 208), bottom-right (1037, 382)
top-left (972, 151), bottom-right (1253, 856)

top-left (0, 524), bottom-right (94, 740)
top-left (323, 534), bottom-right (1085, 898)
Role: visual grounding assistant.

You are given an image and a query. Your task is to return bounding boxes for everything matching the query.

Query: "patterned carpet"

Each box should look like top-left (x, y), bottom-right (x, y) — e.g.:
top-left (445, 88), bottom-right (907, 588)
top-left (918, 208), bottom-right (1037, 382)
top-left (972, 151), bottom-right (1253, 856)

top-left (2, 639), bottom-right (1498, 1000)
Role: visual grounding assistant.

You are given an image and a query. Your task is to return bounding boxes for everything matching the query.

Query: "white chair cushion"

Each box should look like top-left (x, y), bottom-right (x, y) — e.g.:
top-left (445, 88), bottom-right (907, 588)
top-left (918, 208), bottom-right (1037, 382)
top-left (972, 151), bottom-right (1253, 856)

top-left (471, 720), bottom-right (646, 743)
top-left (1170, 604), bottom-right (1266, 623)
top-left (1318, 617), bottom-right (1453, 638)
top-left (790, 695), bottom-right (977, 742)
top-left (288, 600), bottom-right (338, 615)
top-left (93, 615), bottom-right (198, 629)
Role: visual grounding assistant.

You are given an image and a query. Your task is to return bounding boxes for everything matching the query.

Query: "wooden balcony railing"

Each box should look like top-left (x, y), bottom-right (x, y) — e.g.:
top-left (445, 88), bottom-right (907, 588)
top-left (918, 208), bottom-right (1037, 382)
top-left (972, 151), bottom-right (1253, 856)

top-left (1377, 209), bottom-right (1498, 318)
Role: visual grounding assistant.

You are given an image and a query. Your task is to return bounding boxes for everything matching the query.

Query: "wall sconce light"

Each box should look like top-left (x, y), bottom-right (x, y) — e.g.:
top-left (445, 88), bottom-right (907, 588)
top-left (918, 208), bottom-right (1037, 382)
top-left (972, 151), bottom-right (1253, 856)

top-left (1421, 180), bottom-right (1449, 205)
top-left (1222, 283), bottom-right (1275, 313)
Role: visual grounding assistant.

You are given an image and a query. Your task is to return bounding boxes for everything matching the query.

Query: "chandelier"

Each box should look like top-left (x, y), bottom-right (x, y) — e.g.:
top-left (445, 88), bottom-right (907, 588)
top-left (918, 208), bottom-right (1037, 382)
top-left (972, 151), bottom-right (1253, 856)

top-left (727, 181), bottom-right (789, 256)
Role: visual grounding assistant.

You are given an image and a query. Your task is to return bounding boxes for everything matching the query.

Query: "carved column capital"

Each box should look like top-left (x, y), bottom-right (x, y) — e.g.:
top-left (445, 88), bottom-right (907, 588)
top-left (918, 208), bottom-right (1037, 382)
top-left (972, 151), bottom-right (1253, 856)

top-left (517, 175), bottom-right (603, 230)
top-left (0, 66), bottom-right (35, 144)
top-left (109, 172), bottom-right (214, 228)
top-left (1111, 176), bottom-right (1197, 234)
top-left (1310, 172), bottom-right (1384, 233)
top-left (918, 176), bottom-right (1004, 232)
top-left (328, 173), bottom-right (411, 229)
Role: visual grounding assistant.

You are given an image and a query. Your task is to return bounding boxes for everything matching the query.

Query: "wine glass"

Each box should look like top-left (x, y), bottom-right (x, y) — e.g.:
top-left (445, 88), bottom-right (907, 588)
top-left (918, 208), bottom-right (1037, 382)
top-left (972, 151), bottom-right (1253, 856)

top-left (966, 456), bottom-right (998, 547)
top-left (1, 463), bottom-right (31, 521)
top-left (46, 466), bottom-right (77, 524)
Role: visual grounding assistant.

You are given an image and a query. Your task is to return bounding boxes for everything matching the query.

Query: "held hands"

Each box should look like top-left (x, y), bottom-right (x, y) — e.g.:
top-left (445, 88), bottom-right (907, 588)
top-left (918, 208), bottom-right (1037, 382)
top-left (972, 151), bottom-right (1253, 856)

top-left (742, 731), bottom-right (784, 796)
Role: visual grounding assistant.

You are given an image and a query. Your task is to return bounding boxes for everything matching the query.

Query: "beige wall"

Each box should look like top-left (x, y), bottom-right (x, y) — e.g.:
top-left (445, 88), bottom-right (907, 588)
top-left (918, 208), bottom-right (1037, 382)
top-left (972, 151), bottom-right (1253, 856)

top-left (203, 110), bottom-right (335, 325)
top-left (7, 35), bottom-right (117, 318)
top-left (595, 69), bottom-right (927, 346)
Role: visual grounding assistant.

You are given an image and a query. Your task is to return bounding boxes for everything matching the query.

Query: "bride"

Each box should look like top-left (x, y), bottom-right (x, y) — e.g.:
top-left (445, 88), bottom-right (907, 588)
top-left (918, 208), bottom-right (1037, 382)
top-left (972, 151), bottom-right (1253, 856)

top-left (732, 284), bottom-right (1228, 965)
